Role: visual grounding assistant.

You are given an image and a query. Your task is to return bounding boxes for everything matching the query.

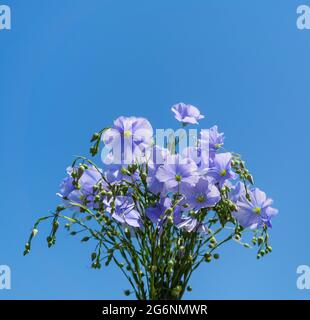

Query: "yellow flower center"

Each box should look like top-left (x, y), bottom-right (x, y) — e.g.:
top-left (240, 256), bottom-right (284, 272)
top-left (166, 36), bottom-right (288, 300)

top-left (220, 169), bottom-right (227, 177)
top-left (124, 130), bottom-right (132, 138)
top-left (253, 207), bottom-right (261, 215)
top-left (196, 195), bottom-right (206, 203)
top-left (175, 175), bottom-right (182, 182)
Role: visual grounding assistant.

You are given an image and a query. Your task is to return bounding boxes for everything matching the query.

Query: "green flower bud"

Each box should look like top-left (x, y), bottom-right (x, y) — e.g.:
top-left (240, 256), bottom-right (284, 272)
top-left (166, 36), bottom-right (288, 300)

top-left (140, 172), bottom-right (147, 181)
top-left (124, 290), bottom-right (131, 296)
top-left (258, 236), bottom-right (264, 245)
top-left (91, 252), bottom-right (97, 261)
top-left (171, 285), bottom-right (182, 298)
top-left (210, 237), bottom-right (217, 244)
top-left (247, 174), bottom-right (254, 185)
top-left (213, 253), bottom-right (220, 259)
top-left (204, 253), bottom-right (212, 262)
top-left (90, 146), bottom-right (97, 155)
top-left (121, 167), bottom-right (130, 175)
top-left (56, 205), bottom-right (65, 212)
top-left (167, 216), bottom-right (174, 225)
top-left (78, 165), bottom-right (85, 174)
top-left (187, 286), bottom-right (193, 292)
top-left (91, 133), bottom-right (100, 142)
top-left (235, 234), bottom-right (241, 241)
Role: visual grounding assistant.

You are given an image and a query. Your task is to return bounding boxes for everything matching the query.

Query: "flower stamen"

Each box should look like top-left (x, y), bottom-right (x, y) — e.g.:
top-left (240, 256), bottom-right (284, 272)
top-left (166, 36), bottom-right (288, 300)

top-left (124, 130), bottom-right (132, 138)
top-left (196, 194), bottom-right (206, 203)
top-left (175, 175), bottom-right (182, 182)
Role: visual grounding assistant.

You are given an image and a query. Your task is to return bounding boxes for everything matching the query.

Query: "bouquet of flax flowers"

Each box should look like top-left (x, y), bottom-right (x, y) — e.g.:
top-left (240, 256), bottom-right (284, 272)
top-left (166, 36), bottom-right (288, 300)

top-left (25, 103), bottom-right (278, 300)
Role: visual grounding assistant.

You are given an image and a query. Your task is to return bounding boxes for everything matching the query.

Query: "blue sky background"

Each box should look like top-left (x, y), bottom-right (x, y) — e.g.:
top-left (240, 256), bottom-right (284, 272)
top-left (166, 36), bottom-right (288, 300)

top-left (1, 0), bottom-right (309, 299)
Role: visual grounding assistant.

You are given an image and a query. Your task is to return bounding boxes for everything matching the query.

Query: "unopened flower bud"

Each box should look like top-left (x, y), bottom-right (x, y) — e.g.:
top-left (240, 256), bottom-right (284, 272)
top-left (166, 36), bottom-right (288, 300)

top-left (56, 205), bottom-right (65, 212)
top-left (121, 167), bottom-right (130, 176)
top-left (91, 133), bottom-right (99, 142)
top-left (124, 290), bottom-right (131, 296)
top-left (258, 236), bottom-right (264, 245)
top-left (204, 253), bottom-right (212, 262)
top-left (210, 237), bottom-right (217, 244)
top-left (90, 146), bottom-right (97, 155)
top-left (247, 174), bottom-right (254, 185)
top-left (167, 216), bottom-right (174, 225)
top-left (235, 234), bottom-right (241, 241)
top-left (171, 286), bottom-right (182, 298)
top-left (140, 172), bottom-right (147, 181)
